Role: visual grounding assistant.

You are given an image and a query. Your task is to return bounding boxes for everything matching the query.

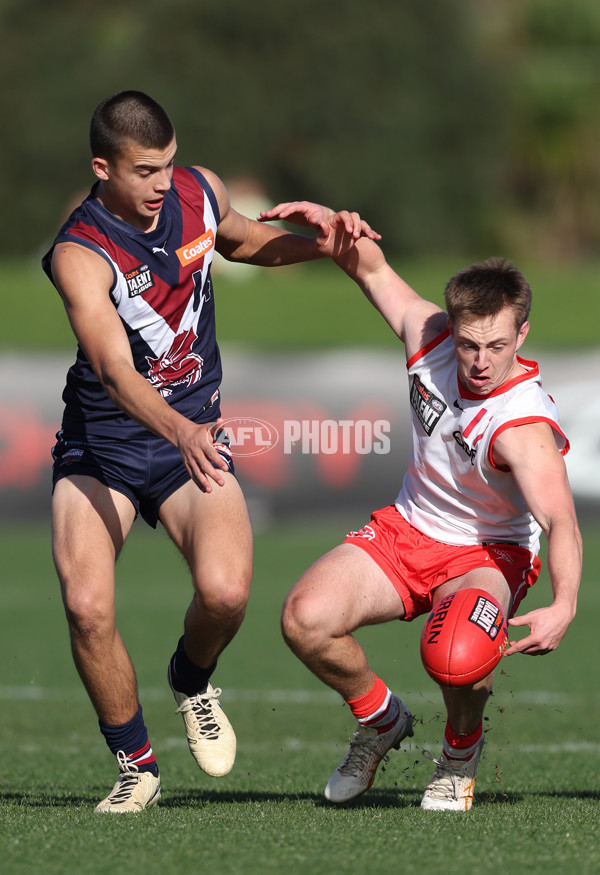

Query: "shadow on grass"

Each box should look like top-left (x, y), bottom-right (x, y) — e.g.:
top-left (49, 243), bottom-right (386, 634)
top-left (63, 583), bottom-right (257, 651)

top-left (1, 787), bottom-right (598, 809)
top-left (0, 791), bottom-right (97, 807)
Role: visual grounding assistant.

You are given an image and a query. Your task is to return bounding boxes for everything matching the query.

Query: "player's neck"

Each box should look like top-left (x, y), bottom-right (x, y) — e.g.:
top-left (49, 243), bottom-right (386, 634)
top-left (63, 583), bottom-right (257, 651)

top-left (95, 184), bottom-right (160, 233)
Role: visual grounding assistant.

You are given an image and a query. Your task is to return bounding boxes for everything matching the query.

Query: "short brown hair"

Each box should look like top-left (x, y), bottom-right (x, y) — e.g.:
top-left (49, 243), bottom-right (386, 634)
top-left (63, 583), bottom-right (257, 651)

top-left (90, 91), bottom-right (175, 161)
top-left (444, 257), bottom-right (532, 330)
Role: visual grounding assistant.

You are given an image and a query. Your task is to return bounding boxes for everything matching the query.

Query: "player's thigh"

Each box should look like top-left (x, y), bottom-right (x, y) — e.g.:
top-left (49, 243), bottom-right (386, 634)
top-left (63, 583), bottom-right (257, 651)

top-left (159, 473), bottom-right (253, 594)
top-left (433, 565), bottom-right (512, 616)
top-left (284, 542), bottom-right (406, 639)
top-left (52, 475), bottom-right (137, 608)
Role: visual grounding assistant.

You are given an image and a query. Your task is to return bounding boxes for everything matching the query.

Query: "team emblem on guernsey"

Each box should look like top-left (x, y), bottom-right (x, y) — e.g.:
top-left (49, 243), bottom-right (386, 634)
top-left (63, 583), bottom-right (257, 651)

top-left (410, 374), bottom-right (447, 435)
top-left (145, 328), bottom-right (204, 397)
top-left (346, 525), bottom-right (376, 541)
top-left (124, 264), bottom-right (155, 297)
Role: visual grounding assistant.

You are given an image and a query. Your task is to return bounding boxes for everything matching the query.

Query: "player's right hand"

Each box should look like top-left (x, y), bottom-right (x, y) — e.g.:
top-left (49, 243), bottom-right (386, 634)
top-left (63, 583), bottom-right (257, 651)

top-left (259, 201), bottom-right (381, 245)
top-left (177, 418), bottom-right (229, 493)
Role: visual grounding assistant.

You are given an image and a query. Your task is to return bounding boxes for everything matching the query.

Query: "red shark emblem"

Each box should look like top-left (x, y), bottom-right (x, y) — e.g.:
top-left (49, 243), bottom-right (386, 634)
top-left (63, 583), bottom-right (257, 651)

top-left (146, 328), bottom-right (204, 396)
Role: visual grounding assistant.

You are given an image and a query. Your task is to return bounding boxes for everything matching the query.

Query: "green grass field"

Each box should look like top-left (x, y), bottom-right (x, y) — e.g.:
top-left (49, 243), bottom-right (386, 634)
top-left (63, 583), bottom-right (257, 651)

top-left (5, 255), bottom-right (600, 351)
top-left (0, 520), bottom-right (598, 874)
top-left (3, 249), bottom-right (599, 871)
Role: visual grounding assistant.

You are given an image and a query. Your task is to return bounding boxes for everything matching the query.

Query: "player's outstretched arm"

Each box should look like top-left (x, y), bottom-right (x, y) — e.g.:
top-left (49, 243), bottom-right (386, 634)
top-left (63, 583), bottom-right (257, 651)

top-left (260, 201), bottom-right (445, 351)
top-left (494, 422), bottom-right (582, 656)
top-left (199, 174), bottom-right (378, 266)
top-left (335, 236), bottom-right (446, 353)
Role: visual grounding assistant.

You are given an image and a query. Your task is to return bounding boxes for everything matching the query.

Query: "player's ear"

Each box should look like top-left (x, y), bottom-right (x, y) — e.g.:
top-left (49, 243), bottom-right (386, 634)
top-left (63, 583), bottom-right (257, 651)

top-left (91, 157), bottom-right (110, 181)
top-left (516, 320), bottom-right (529, 350)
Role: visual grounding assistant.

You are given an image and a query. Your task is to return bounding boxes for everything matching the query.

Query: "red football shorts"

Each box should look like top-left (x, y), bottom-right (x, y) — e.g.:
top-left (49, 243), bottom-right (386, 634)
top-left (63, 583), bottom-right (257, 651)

top-left (344, 504), bottom-right (541, 621)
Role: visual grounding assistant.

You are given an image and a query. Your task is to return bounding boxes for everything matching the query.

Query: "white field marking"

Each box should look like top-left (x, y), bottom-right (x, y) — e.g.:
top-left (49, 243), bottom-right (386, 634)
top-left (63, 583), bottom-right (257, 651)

top-left (7, 736), bottom-right (598, 756)
top-left (222, 738), bottom-right (600, 755)
top-left (274, 739), bottom-right (600, 755)
top-left (0, 687), bottom-right (597, 706)
top-left (6, 737), bottom-right (599, 757)
top-left (0, 687), bottom-right (341, 703)
top-left (508, 742), bottom-right (600, 754)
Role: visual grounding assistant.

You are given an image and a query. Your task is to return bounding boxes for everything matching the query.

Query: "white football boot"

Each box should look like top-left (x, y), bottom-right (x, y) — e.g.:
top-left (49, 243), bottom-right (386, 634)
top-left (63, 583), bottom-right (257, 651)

top-left (420, 738), bottom-right (483, 811)
top-left (94, 751), bottom-right (161, 813)
top-left (168, 666), bottom-right (236, 777)
top-left (324, 697), bottom-right (414, 803)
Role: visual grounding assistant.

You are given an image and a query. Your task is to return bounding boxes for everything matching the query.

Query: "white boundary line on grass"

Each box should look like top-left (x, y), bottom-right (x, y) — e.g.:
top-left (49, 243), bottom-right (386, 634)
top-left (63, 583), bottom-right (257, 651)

top-left (255, 738), bottom-right (600, 754)
top-left (0, 686), bottom-right (598, 706)
top-left (9, 736), bottom-right (599, 756)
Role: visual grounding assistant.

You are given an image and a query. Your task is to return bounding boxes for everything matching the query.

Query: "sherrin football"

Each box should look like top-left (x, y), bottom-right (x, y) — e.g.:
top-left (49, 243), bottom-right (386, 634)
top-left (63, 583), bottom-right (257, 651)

top-left (420, 589), bottom-right (508, 687)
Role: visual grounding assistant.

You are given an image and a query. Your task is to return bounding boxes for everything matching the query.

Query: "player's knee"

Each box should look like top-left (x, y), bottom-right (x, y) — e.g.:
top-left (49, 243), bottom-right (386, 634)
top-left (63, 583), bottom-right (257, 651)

top-left (55, 547), bottom-right (118, 635)
top-left (61, 584), bottom-right (114, 641)
top-left (280, 598), bottom-right (299, 650)
top-left (281, 589), bottom-right (326, 653)
top-left (194, 574), bottom-right (249, 622)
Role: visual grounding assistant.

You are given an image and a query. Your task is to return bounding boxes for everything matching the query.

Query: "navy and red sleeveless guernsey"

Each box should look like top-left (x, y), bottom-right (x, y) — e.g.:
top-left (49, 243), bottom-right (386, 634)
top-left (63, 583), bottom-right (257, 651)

top-left (42, 166), bottom-right (222, 438)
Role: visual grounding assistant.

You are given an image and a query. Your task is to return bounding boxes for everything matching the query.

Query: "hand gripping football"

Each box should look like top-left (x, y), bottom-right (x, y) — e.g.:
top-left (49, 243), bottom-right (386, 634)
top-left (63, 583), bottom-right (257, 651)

top-left (420, 589), bottom-right (508, 687)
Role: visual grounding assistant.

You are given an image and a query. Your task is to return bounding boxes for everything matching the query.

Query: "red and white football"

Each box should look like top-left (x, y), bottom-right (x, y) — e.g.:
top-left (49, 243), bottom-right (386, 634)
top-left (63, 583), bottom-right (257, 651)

top-left (420, 588), bottom-right (508, 687)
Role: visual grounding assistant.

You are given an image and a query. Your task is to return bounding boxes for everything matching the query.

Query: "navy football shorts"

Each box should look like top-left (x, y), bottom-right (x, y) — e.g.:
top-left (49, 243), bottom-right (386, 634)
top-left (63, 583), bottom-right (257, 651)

top-left (51, 425), bottom-right (235, 529)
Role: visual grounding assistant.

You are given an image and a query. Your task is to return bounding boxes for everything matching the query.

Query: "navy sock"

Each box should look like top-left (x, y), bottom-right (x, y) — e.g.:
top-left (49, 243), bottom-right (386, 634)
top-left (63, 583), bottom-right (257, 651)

top-left (169, 635), bottom-right (216, 696)
top-left (99, 704), bottom-right (159, 776)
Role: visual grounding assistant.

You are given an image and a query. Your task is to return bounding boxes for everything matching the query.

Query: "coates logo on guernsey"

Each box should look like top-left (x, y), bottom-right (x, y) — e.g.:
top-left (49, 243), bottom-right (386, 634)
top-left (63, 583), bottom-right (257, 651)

top-left (176, 230), bottom-right (215, 266)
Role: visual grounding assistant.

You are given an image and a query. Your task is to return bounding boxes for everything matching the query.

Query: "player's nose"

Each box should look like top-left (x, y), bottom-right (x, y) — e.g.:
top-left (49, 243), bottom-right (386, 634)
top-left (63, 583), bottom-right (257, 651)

top-left (155, 169), bottom-right (172, 193)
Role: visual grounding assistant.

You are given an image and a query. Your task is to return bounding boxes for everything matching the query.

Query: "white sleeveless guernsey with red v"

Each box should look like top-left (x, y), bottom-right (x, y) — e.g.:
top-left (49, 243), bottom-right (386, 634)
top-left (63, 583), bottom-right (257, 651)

top-left (395, 329), bottom-right (569, 554)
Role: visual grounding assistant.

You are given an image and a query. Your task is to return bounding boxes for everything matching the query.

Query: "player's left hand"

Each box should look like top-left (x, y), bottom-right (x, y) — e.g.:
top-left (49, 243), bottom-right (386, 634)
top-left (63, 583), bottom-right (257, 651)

top-left (504, 603), bottom-right (574, 656)
top-left (258, 201), bottom-right (381, 257)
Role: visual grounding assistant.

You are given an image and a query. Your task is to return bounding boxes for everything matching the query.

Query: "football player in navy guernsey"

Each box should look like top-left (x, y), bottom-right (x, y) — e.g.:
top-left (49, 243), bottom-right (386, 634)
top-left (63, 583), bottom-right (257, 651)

top-left (42, 91), bottom-right (379, 813)
top-left (261, 202), bottom-right (582, 812)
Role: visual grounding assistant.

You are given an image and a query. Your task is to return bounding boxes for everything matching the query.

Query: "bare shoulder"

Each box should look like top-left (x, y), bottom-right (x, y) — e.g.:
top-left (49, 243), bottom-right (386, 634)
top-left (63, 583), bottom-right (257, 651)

top-left (52, 240), bottom-right (108, 272)
top-left (403, 301), bottom-right (448, 358)
top-left (51, 241), bottom-right (113, 299)
top-left (493, 420), bottom-right (561, 469)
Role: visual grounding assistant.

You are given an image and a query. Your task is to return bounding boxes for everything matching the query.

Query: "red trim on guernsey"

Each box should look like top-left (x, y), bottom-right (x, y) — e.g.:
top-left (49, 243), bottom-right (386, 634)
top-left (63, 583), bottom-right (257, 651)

top-left (406, 328), bottom-right (450, 369)
top-left (487, 417), bottom-right (570, 470)
top-left (67, 221), bottom-right (115, 254)
top-left (462, 407), bottom-right (488, 440)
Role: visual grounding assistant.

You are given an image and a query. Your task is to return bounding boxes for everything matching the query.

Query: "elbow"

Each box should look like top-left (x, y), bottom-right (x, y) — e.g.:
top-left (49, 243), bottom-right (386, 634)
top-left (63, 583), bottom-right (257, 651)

top-left (95, 357), bottom-right (133, 398)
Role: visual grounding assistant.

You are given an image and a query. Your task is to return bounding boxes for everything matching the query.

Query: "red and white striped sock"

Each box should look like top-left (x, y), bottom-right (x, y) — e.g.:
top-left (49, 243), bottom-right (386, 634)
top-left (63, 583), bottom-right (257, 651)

top-left (443, 720), bottom-right (483, 762)
top-left (127, 739), bottom-right (157, 770)
top-left (347, 675), bottom-right (399, 735)
top-left (99, 704), bottom-right (159, 776)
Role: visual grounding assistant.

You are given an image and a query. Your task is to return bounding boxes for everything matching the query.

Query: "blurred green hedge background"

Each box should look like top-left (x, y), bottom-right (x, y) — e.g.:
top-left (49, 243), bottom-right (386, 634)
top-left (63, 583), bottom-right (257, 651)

top-left (4, 0), bottom-right (600, 265)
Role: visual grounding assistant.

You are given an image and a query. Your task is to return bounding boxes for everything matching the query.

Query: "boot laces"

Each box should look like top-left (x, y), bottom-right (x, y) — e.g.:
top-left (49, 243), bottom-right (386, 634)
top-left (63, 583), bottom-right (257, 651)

top-left (106, 751), bottom-right (143, 803)
top-left (338, 728), bottom-right (390, 777)
top-left (175, 687), bottom-right (223, 738)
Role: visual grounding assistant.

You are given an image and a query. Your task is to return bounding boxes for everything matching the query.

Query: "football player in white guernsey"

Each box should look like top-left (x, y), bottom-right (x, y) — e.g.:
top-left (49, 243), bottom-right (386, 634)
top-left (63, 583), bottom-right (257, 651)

top-left (43, 93), bottom-right (380, 813)
top-left (262, 201), bottom-right (582, 812)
